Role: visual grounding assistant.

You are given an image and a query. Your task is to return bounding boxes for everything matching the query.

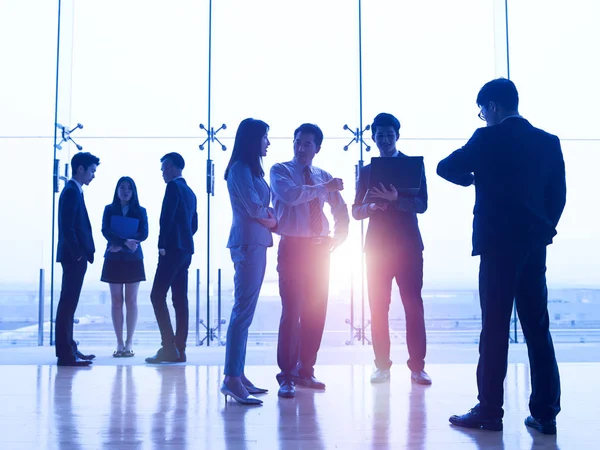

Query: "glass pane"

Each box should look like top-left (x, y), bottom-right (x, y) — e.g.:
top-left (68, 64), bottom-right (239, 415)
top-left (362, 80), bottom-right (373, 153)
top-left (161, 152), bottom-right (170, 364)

top-left (362, 0), bottom-right (498, 139)
top-left (211, 0), bottom-right (361, 342)
top-left (0, 1), bottom-right (57, 136)
top-left (47, 1), bottom-right (210, 347)
top-left (0, 139), bottom-right (54, 345)
top-left (359, 1), bottom-right (498, 344)
top-left (52, 139), bottom-right (206, 347)
top-left (509, 0), bottom-right (600, 139)
top-left (69, 0), bottom-right (209, 136)
top-left (212, 0), bottom-right (359, 138)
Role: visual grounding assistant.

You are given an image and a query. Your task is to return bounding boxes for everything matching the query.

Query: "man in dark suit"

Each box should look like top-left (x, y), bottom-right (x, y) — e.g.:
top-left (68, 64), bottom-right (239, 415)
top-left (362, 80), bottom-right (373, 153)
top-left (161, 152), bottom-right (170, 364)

top-left (438, 78), bottom-right (566, 435)
top-left (352, 113), bottom-right (431, 386)
top-left (146, 152), bottom-right (198, 364)
top-left (55, 152), bottom-right (100, 366)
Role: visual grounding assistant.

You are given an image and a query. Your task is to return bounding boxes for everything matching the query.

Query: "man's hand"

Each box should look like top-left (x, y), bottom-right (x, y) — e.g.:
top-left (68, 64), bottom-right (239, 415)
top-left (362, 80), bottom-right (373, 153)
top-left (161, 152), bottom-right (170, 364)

top-left (258, 210), bottom-right (277, 229)
top-left (324, 178), bottom-right (344, 192)
top-left (159, 248), bottom-right (166, 256)
top-left (368, 202), bottom-right (388, 212)
top-left (107, 245), bottom-right (122, 253)
top-left (124, 239), bottom-right (139, 252)
top-left (368, 183), bottom-right (398, 202)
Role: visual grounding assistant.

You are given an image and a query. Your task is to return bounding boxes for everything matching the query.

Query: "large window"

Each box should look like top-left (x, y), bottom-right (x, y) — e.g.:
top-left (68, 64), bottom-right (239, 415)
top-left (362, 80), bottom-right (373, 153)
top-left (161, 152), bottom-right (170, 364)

top-left (0, 0), bottom-right (597, 346)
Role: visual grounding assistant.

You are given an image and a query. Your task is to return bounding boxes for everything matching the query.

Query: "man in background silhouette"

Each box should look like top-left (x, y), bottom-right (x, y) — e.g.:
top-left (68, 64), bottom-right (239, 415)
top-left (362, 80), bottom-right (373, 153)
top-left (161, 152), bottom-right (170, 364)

top-left (146, 152), bottom-right (198, 364)
top-left (55, 152), bottom-right (99, 367)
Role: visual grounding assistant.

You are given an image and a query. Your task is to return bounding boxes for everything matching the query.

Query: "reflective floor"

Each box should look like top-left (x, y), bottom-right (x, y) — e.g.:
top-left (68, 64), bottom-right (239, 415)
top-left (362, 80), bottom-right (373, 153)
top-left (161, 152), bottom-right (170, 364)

top-left (0, 363), bottom-right (596, 449)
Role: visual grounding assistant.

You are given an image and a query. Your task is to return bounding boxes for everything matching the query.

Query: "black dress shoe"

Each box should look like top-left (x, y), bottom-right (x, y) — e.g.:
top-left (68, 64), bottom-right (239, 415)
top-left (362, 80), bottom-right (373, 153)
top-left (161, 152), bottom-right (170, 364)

top-left (525, 416), bottom-right (557, 435)
top-left (76, 350), bottom-right (96, 361)
top-left (177, 348), bottom-right (186, 363)
top-left (145, 347), bottom-right (180, 364)
top-left (449, 405), bottom-right (503, 431)
top-left (57, 358), bottom-right (92, 367)
top-left (278, 380), bottom-right (295, 398)
top-left (294, 375), bottom-right (326, 390)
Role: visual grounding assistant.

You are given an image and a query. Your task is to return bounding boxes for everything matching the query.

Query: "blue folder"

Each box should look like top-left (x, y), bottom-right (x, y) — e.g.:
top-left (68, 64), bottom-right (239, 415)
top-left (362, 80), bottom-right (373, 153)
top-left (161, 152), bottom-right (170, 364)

top-left (110, 215), bottom-right (139, 239)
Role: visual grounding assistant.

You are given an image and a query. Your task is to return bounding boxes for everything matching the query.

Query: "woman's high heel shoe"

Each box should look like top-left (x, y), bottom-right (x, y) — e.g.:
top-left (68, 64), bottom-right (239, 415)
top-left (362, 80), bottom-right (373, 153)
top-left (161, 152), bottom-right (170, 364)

top-left (220, 382), bottom-right (263, 405)
top-left (244, 384), bottom-right (268, 395)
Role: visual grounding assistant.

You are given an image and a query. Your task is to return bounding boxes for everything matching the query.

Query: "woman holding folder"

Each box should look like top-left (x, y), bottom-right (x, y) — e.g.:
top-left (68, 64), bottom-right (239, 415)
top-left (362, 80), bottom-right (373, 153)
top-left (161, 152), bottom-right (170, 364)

top-left (101, 176), bottom-right (148, 357)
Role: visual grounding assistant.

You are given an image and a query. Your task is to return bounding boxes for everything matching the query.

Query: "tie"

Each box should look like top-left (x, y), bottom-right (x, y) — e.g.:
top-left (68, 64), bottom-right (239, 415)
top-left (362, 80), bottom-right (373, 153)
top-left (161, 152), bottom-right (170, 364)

top-left (303, 166), bottom-right (323, 236)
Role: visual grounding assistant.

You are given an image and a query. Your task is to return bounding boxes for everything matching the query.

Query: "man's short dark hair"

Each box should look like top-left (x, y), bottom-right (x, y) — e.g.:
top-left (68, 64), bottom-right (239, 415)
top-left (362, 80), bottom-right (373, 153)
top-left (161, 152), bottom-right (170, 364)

top-left (476, 78), bottom-right (519, 110)
top-left (71, 152), bottom-right (100, 174)
top-left (160, 152), bottom-right (185, 170)
top-left (371, 113), bottom-right (401, 139)
top-left (293, 123), bottom-right (323, 147)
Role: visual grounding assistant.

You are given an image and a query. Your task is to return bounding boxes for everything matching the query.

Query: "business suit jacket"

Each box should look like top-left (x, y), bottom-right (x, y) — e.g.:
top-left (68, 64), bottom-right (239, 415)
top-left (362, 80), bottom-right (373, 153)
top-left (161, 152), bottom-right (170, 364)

top-left (101, 205), bottom-right (149, 261)
top-left (352, 153), bottom-right (428, 254)
top-left (57, 180), bottom-right (95, 264)
top-left (437, 117), bottom-right (566, 256)
top-left (158, 177), bottom-right (198, 254)
top-left (226, 161), bottom-right (274, 248)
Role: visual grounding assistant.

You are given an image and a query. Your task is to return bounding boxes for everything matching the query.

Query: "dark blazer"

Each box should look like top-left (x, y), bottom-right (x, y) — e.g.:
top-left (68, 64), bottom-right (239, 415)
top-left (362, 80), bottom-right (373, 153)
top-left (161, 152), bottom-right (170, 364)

top-left (437, 117), bottom-right (567, 256)
top-left (101, 205), bottom-right (149, 261)
top-left (352, 153), bottom-right (428, 254)
top-left (56, 180), bottom-right (95, 264)
top-left (158, 177), bottom-right (198, 253)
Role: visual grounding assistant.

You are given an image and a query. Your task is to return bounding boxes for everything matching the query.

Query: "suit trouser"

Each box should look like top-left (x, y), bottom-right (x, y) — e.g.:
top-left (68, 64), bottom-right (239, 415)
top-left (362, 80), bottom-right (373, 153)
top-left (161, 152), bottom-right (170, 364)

top-left (224, 245), bottom-right (267, 376)
top-left (477, 246), bottom-right (561, 420)
top-left (366, 249), bottom-right (426, 372)
top-left (150, 250), bottom-right (192, 351)
top-left (55, 259), bottom-right (88, 361)
top-left (276, 238), bottom-right (330, 382)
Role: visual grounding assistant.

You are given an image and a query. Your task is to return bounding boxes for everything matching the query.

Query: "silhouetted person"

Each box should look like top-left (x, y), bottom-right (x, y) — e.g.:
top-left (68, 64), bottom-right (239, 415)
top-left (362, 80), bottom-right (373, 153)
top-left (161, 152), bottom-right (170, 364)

top-left (101, 176), bottom-right (148, 358)
top-left (220, 118), bottom-right (276, 405)
top-left (55, 152), bottom-right (99, 367)
top-left (271, 123), bottom-right (349, 398)
top-left (352, 113), bottom-right (430, 385)
top-left (146, 153), bottom-right (198, 364)
top-left (438, 78), bottom-right (565, 435)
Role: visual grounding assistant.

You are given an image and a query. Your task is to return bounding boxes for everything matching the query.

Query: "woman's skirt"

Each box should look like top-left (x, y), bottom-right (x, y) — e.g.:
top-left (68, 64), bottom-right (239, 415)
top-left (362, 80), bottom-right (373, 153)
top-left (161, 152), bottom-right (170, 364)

top-left (101, 258), bottom-right (146, 284)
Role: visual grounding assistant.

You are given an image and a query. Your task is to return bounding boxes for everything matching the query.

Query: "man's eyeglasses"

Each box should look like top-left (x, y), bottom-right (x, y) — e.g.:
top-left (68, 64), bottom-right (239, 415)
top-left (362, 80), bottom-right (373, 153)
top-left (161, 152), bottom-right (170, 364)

top-left (478, 107), bottom-right (486, 121)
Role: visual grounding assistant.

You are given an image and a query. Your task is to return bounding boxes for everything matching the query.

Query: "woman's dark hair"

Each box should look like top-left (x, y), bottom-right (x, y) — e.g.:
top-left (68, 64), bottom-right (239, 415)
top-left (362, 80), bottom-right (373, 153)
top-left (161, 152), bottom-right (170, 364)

top-left (111, 176), bottom-right (142, 216)
top-left (224, 118), bottom-right (269, 180)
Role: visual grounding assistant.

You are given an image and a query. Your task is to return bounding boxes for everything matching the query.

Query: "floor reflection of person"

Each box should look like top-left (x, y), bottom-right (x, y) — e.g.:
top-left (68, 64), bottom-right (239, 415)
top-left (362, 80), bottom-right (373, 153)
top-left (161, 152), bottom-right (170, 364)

top-left (54, 367), bottom-right (86, 449)
top-left (151, 367), bottom-right (188, 448)
top-left (104, 366), bottom-right (139, 449)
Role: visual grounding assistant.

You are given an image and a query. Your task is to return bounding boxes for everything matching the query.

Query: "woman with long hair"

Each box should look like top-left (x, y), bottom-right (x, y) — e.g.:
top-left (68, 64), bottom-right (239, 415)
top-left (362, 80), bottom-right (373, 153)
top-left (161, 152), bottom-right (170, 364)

top-left (221, 118), bottom-right (276, 405)
top-left (101, 176), bottom-right (148, 357)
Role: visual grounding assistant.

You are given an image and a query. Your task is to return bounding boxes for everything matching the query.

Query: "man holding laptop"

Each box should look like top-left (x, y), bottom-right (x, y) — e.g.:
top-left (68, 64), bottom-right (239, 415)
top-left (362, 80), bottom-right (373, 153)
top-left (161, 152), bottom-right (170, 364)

top-left (352, 113), bottom-right (431, 385)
